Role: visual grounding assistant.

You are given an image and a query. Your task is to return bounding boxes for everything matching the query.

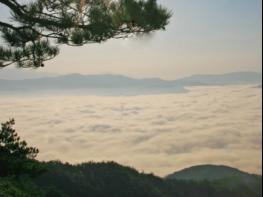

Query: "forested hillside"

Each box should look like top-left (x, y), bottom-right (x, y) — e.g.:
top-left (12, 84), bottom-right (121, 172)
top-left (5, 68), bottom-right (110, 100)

top-left (0, 161), bottom-right (262, 197)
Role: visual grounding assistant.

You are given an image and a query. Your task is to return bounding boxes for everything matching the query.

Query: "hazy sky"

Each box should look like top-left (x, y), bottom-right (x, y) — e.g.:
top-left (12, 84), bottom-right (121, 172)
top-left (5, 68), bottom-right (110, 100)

top-left (0, 0), bottom-right (262, 79)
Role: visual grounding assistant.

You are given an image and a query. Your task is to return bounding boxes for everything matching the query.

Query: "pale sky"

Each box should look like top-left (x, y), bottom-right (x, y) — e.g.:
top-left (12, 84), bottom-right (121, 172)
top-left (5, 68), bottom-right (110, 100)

top-left (0, 0), bottom-right (262, 79)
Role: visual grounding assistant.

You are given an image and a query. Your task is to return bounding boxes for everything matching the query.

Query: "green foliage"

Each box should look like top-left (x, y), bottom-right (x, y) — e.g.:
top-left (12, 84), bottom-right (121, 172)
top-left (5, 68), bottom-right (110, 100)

top-left (32, 161), bottom-right (262, 197)
top-left (0, 119), bottom-right (43, 177)
top-left (0, 0), bottom-right (172, 68)
top-left (0, 177), bottom-right (44, 197)
top-left (0, 160), bottom-right (261, 197)
top-left (166, 164), bottom-right (262, 194)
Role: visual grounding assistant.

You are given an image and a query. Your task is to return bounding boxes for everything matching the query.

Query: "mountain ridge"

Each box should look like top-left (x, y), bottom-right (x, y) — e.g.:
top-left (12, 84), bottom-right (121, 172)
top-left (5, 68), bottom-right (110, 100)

top-left (0, 72), bottom-right (261, 95)
top-left (2, 162), bottom-right (261, 197)
top-left (0, 161), bottom-right (261, 196)
top-left (166, 164), bottom-right (262, 190)
top-left (0, 71), bottom-right (261, 81)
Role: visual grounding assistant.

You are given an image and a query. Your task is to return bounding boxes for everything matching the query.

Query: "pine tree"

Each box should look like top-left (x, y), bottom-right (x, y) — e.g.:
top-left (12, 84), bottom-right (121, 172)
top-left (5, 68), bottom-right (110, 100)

top-left (0, 0), bottom-right (171, 68)
top-left (0, 119), bottom-right (42, 177)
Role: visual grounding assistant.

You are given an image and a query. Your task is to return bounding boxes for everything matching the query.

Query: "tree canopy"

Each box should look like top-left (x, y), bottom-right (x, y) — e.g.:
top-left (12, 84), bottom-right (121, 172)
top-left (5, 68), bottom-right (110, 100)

top-left (0, 0), bottom-right (171, 68)
top-left (0, 119), bottom-right (41, 177)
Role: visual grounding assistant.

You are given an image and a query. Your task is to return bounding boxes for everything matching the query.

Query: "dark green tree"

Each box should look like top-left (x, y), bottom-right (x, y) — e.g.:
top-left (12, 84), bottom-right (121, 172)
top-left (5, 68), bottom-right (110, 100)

top-left (0, 0), bottom-right (171, 68)
top-left (0, 119), bottom-right (42, 177)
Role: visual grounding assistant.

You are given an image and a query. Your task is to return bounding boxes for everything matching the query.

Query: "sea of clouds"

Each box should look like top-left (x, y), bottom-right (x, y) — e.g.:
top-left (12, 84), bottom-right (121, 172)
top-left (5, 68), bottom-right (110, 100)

top-left (0, 85), bottom-right (262, 176)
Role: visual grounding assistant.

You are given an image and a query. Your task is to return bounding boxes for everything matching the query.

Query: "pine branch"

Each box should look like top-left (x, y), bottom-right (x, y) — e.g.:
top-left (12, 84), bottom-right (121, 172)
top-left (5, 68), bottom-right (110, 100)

top-left (0, 0), bottom-right (172, 68)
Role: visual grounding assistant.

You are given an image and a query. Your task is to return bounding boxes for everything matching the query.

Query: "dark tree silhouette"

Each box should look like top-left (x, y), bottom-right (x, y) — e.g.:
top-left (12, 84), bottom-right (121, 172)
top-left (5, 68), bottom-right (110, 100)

top-left (0, 119), bottom-right (41, 177)
top-left (0, 0), bottom-right (171, 68)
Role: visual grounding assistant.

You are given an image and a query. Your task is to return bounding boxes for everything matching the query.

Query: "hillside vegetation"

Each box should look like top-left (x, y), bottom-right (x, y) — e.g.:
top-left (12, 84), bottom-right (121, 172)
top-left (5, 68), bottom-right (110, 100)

top-left (0, 161), bottom-right (262, 197)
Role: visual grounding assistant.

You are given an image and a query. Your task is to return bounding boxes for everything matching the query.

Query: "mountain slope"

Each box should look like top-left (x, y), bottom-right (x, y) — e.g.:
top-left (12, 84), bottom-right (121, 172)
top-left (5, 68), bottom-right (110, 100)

top-left (33, 162), bottom-right (261, 197)
top-left (1, 162), bottom-right (261, 197)
top-left (166, 164), bottom-right (262, 191)
top-left (166, 164), bottom-right (260, 180)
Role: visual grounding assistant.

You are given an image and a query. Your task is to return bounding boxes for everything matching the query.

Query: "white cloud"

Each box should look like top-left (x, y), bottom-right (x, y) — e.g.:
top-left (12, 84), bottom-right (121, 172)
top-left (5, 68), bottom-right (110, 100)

top-left (0, 85), bottom-right (262, 176)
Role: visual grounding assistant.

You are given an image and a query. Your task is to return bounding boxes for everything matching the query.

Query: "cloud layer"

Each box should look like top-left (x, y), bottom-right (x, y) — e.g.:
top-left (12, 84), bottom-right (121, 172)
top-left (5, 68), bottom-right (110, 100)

top-left (0, 85), bottom-right (262, 176)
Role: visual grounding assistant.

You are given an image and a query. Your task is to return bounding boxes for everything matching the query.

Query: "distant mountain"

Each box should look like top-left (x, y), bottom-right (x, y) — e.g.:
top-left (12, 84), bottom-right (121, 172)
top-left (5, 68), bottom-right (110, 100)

top-left (175, 72), bottom-right (262, 86)
top-left (0, 73), bottom-right (186, 95)
top-left (166, 164), bottom-right (260, 181)
top-left (254, 84), bottom-right (262, 88)
top-left (166, 164), bottom-right (262, 190)
top-left (0, 72), bottom-right (261, 95)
